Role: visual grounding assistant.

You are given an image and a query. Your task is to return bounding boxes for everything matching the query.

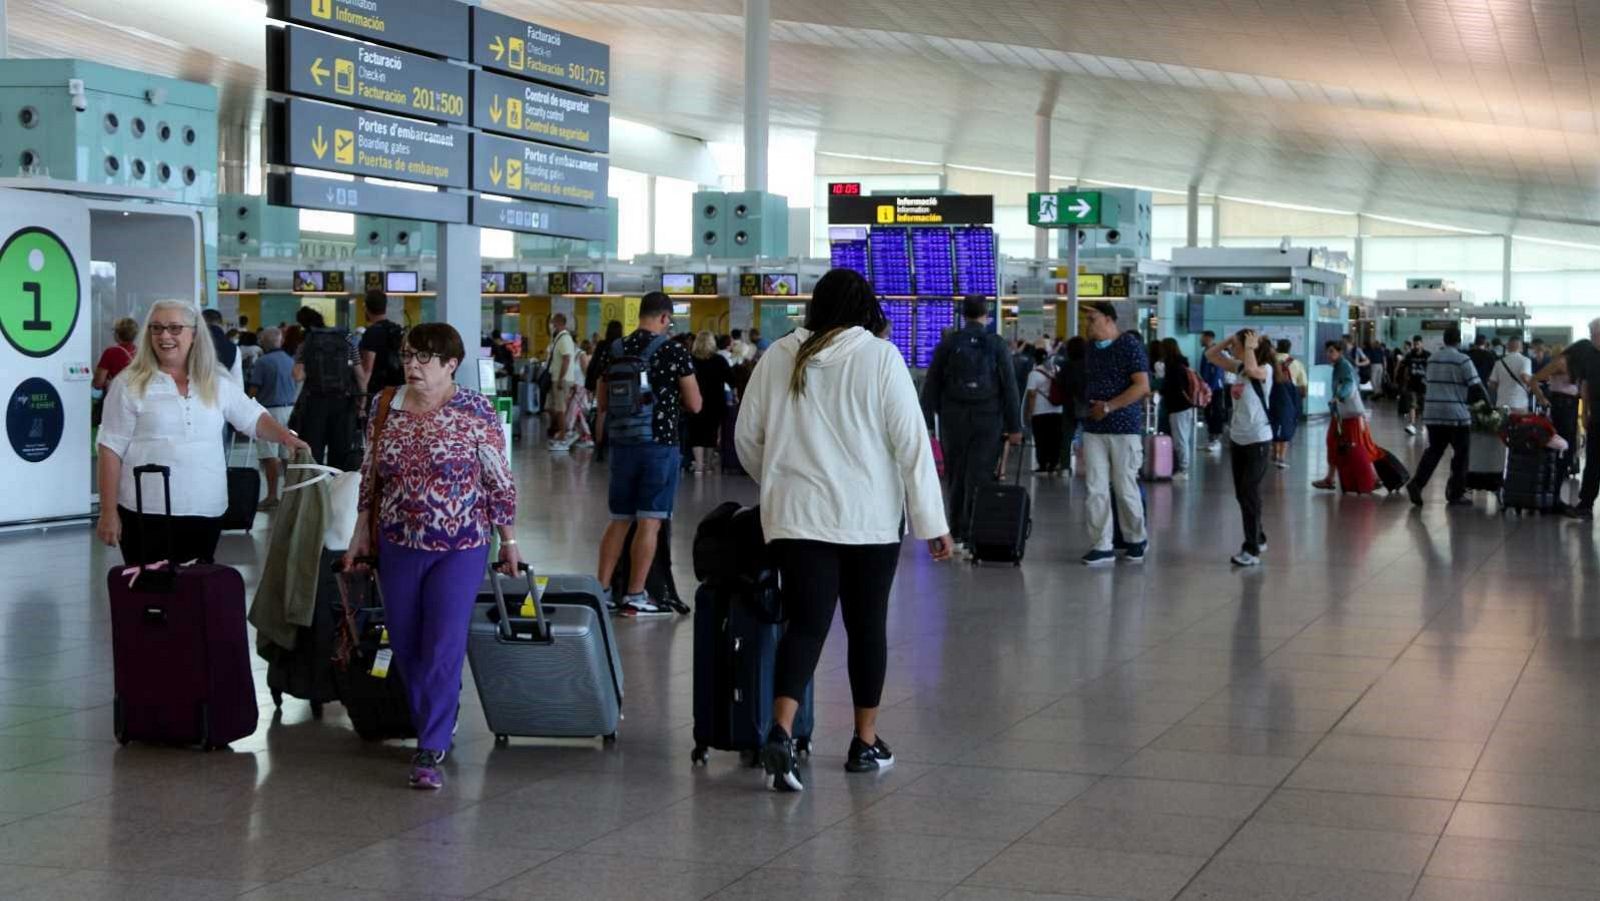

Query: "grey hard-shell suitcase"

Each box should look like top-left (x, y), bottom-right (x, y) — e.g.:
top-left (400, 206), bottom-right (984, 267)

top-left (467, 566), bottom-right (623, 744)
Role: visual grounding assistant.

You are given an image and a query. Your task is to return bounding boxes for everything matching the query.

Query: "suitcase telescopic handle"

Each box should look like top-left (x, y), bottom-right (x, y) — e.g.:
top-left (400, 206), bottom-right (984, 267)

top-left (490, 562), bottom-right (551, 643)
top-left (131, 464), bottom-right (175, 565)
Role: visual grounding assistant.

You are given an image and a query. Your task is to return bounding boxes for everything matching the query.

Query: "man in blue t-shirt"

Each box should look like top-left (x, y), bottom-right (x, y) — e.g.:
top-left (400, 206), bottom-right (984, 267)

top-left (1080, 302), bottom-right (1151, 566)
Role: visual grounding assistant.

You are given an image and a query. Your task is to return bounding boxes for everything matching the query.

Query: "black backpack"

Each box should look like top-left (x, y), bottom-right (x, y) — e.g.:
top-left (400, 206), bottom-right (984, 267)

top-left (366, 321), bottom-right (406, 393)
top-left (604, 335), bottom-right (671, 445)
top-left (945, 330), bottom-right (1000, 404)
top-left (302, 328), bottom-right (356, 397)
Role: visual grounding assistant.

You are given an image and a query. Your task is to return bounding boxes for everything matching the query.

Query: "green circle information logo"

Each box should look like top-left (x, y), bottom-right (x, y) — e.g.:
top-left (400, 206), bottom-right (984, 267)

top-left (0, 227), bottom-right (80, 358)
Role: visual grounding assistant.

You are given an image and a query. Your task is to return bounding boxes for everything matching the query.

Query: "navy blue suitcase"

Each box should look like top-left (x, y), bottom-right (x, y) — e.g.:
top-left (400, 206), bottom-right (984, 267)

top-left (690, 580), bottom-right (813, 766)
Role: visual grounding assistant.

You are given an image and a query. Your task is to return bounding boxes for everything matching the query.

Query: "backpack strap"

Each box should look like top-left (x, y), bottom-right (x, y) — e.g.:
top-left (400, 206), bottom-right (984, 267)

top-left (610, 338), bottom-right (627, 358)
top-left (640, 334), bottom-right (672, 364)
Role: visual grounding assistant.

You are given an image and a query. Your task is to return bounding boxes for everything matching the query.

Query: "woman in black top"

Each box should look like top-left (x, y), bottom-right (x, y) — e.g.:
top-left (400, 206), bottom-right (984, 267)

top-left (1158, 338), bottom-right (1195, 476)
top-left (688, 330), bottom-right (733, 473)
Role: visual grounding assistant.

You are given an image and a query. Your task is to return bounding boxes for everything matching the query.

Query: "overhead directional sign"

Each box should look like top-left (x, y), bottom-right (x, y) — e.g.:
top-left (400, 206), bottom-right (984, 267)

top-left (471, 197), bottom-right (609, 242)
top-left (472, 70), bottom-right (609, 154)
top-left (471, 7), bottom-right (611, 95)
top-left (472, 132), bottom-right (607, 208)
top-left (270, 97), bottom-right (468, 188)
top-left (827, 194), bottom-right (994, 226)
top-left (267, 0), bottom-right (469, 61)
top-left (270, 25), bottom-right (469, 125)
top-left (1029, 191), bottom-right (1118, 228)
top-left (270, 172), bottom-right (469, 224)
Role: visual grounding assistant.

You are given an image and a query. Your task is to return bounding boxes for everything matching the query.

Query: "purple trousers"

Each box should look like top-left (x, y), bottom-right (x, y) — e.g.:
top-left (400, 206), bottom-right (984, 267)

top-left (378, 539), bottom-right (489, 753)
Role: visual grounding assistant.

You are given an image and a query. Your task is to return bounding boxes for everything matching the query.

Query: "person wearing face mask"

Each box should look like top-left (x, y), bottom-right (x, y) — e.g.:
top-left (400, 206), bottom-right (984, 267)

top-left (1079, 302), bottom-right (1151, 566)
top-left (96, 301), bottom-right (310, 564)
top-left (343, 324), bottom-right (521, 791)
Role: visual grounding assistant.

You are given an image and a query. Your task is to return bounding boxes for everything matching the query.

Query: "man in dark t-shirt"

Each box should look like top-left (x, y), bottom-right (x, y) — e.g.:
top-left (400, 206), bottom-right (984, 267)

top-left (358, 289), bottom-right (406, 394)
top-left (1080, 302), bottom-right (1151, 565)
top-left (1533, 321), bottom-right (1600, 519)
top-left (596, 292), bottom-right (702, 616)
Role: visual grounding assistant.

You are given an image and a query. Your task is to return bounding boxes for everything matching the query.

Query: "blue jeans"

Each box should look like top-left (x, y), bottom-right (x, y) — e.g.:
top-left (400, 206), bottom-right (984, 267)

top-left (608, 443), bottom-right (681, 520)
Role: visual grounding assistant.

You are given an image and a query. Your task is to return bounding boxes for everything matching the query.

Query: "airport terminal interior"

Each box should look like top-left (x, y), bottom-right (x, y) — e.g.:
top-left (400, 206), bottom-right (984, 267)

top-left (7, 0), bottom-right (1600, 898)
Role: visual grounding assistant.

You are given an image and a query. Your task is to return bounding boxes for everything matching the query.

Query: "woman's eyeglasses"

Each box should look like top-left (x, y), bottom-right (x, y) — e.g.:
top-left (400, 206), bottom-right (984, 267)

top-left (400, 350), bottom-right (438, 365)
top-left (147, 324), bottom-right (191, 336)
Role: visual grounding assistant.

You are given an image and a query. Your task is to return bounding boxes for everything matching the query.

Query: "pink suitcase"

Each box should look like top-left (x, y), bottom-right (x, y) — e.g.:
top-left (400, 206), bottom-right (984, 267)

top-left (1141, 401), bottom-right (1174, 481)
top-left (1142, 434), bottom-right (1175, 481)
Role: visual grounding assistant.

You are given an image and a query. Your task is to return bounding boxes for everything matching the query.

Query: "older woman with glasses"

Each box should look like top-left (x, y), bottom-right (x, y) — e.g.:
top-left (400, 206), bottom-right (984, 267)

top-left (96, 301), bottom-right (310, 564)
top-left (343, 323), bottom-right (519, 791)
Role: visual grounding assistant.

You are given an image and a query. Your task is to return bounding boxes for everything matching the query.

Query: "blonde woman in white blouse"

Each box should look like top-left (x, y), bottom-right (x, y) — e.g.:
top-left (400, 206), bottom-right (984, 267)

top-left (97, 300), bottom-right (309, 564)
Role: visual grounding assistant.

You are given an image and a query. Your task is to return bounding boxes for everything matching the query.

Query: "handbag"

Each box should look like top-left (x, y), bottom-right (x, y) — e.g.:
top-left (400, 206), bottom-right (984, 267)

top-left (362, 387), bottom-right (400, 556)
top-left (284, 463), bottom-right (362, 550)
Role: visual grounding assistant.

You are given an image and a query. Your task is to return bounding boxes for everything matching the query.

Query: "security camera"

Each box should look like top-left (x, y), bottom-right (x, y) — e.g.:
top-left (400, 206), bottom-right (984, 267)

top-left (68, 79), bottom-right (87, 113)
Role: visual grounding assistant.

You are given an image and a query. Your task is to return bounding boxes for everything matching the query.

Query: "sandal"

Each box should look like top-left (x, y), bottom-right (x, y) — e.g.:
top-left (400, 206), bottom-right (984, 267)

top-left (1311, 479), bottom-right (1335, 491)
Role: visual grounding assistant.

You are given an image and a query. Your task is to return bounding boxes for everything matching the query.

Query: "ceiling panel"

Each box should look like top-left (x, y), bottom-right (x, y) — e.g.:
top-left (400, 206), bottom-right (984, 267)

top-left (7, 0), bottom-right (1600, 242)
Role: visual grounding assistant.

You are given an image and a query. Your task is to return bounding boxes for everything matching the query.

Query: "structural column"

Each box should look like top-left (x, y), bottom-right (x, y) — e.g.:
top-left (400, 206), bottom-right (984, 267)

top-left (1034, 114), bottom-right (1051, 260)
top-left (0, 0), bottom-right (8, 60)
top-left (1502, 234), bottom-right (1513, 306)
top-left (439, 223), bottom-right (483, 390)
top-left (743, 0), bottom-right (770, 193)
top-left (1186, 183), bottom-right (1200, 248)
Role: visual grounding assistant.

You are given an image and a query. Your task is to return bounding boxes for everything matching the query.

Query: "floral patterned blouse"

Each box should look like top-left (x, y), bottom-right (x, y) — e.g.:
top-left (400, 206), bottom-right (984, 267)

top-left (358, 387), bottom-right (516, 551)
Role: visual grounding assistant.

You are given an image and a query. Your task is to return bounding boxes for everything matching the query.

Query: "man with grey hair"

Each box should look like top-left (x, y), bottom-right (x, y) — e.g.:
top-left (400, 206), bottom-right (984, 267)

top-left (1533, 317), bottom-right (1600, 520)
top-left (248, 327), bottom-right (299, 509)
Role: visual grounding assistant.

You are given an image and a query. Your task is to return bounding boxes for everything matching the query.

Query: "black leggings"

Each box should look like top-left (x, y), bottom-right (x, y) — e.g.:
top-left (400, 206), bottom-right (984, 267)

top-left (117, 506), bottom-right (223, 565)
top-left (772, 540), bottom-right (900, 709)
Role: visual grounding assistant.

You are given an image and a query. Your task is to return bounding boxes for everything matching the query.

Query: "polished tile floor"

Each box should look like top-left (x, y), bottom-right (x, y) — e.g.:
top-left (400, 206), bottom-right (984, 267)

top-left (3, 410), bottom-right (1600, 899)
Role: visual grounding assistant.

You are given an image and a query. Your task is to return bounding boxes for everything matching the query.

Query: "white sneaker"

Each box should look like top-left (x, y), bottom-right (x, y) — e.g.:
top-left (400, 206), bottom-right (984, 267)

top-left (1230, 551), bottom-right (1261, 567)
top-left (573, 438), bottom-right (595, 449)
top-left (1173, 470), bottom-right (1189, 480)
top-left (548, 437), bottom-right (574, 452)
top-left (1207, 441), bottom-right (1221, 453)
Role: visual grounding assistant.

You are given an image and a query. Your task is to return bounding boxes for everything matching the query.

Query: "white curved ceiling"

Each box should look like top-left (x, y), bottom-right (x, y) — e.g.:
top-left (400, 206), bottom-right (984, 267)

top-left (8, 0), bottom-right (1600, 242)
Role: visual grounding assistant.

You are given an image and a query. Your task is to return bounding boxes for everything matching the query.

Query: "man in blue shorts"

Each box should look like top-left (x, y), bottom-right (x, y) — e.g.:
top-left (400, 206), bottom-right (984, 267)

top-left (596, 292), bottom-right (702, 616)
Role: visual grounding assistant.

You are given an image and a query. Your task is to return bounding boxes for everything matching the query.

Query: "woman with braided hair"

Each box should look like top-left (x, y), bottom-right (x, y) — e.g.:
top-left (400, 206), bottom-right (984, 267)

top-left (735, 268), bottom-right (954, 793)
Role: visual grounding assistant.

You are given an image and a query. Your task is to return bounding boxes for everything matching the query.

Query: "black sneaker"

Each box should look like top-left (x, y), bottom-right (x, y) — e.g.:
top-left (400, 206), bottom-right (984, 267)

top-left (1567, 506), bottom-right (1594, 521)
top-left (845, 734), bottom-right (894, 773)
top-left (761, 725), bottom-right (803, 792)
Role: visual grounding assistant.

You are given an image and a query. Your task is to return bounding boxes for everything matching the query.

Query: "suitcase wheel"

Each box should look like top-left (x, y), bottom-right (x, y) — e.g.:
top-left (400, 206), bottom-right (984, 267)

top-left (495, 734), bottom-right (510, 746)
top-left (113, 697), bottom-right (129, 746)
top-left (691, 746), bottom-right (708, 766)
top-left (603, 733), bottom-right (617, 744)
top-left (310, 702), bottom-right (324, 719)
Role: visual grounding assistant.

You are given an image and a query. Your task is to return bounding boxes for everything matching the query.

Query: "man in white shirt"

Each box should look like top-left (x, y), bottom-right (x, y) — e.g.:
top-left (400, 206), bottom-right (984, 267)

top-left (547, 314), bottom-right (580, 451)
top-left (1489, 338), bottom-right (1535, 411)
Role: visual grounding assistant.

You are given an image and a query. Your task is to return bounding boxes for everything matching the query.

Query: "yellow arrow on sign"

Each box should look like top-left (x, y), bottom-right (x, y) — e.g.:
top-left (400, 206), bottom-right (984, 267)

top-left (489, 157), bottom-right (503, 186)
top-left (489, 36), bottom-right (505, 62)
top-left (309, 57), bottom-right (330, 87)
top-left (311, 126), bottom-right (328, 160)
top-left (490, 96), bottom-right (503, 124)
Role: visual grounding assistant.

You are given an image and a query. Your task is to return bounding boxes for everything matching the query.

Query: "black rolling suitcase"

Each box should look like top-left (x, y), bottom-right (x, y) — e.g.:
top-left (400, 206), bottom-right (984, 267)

top-left (968, 446), bottom-right (1032, 565)
top-left (1373, 448), bottom-right (1410, 494)
top-left (690, 581), bottom-right (814, 766)
top-left (612, 519), bottom-right (688, 614)
top-left (690, 503), bottom-right (812, 765)
top-left (264, 550), bottom-right (346, 716)
top-left (1501, 446), bottom-right (1563, 514)
top-left (330, 567), bottom-right (415, 741)
top-left (721, 403), bottom-right (746, 475)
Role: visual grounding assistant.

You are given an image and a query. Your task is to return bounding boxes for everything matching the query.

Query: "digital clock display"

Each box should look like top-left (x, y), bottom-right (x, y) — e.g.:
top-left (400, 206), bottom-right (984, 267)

top-left (830, 182), bottom-right (863, 196)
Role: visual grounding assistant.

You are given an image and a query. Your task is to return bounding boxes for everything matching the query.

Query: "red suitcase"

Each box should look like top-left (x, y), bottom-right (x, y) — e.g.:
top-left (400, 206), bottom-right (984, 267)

top-left (108, 465), bottom-right (259, 749)
top-left (1332, 417), bottom-right (1378, 495)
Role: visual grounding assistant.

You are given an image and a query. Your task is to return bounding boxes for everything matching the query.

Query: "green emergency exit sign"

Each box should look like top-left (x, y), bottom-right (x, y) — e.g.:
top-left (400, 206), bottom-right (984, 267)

top-left (1028, 191), bottom-right (1118, 228)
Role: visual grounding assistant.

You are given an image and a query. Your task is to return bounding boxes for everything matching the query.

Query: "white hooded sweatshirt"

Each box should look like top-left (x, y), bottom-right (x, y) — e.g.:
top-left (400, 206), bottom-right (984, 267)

top-left (736, 326), bottom-right (948, 545)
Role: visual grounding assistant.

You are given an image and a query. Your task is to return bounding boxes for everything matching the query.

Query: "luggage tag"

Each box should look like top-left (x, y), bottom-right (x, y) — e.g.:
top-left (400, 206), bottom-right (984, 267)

top-left (370, 648), bottom-right (392, 679)
top-left (519, 577), bottom-right (549, 617)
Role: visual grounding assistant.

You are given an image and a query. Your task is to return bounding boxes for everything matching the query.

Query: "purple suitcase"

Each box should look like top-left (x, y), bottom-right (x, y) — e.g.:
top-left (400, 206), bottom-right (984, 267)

top-left (108, 465), bottom-right (258, 749)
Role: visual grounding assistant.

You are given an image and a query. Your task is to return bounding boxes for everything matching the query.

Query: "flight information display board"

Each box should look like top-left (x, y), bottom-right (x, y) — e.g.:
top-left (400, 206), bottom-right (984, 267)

top-left (915, 299), bottom-right (959, 368)
top-left (869, 227), bottom-right (912, 296)
top-left (882, 298), bottom-right (915, 365)
top-left (912, 229), bottom-right (954, 297)
top-left (954, 226), bottom-right (998, 296)
top-left (830, 226), bottom-right (869, 280)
